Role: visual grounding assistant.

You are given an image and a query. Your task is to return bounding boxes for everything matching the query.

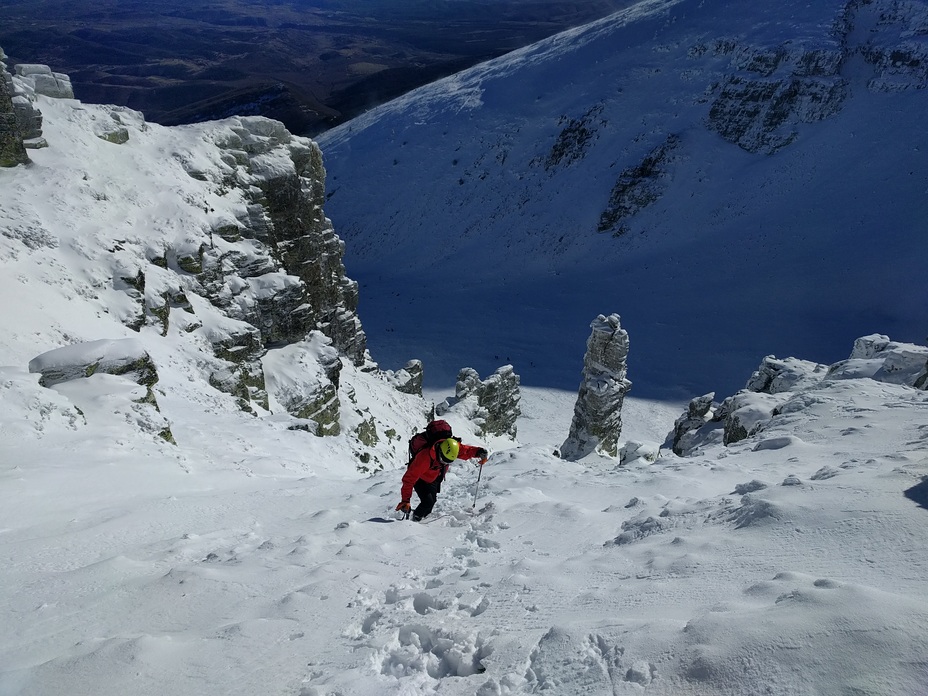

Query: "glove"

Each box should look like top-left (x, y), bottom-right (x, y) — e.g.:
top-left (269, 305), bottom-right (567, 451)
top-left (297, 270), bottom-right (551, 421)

top-left (475, 448), bottom-right (488, 460)
top-left (396, 500), bottom-right (411, 513)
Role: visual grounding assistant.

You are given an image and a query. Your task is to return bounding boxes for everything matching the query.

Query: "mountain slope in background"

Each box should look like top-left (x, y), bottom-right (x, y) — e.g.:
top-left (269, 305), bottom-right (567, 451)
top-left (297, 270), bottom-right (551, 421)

top-left (0, 0), bottom-right (635, 135)
top-left (317, 0), bottom-right (928, 400)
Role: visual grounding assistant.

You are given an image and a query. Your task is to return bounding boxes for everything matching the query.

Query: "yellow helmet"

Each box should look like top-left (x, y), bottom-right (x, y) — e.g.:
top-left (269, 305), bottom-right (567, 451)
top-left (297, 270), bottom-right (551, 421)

top-left (437, 438), bottom-right (459, 463)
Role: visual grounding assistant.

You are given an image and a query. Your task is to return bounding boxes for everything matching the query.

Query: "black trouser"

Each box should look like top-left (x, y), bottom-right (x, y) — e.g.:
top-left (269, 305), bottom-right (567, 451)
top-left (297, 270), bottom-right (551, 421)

top-left (412, 473), bottom-right (443, 521)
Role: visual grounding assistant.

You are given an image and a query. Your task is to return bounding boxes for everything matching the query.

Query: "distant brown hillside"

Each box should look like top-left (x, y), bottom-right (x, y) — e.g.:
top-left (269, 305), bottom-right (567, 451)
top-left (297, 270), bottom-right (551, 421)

top-left (0, 0), bottom-right (632, 135)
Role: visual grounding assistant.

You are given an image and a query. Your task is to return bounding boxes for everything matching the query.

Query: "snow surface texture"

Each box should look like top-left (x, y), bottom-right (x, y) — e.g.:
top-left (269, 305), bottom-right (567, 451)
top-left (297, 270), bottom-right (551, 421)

top-left (317, 0), bottom-right (928, 400)
top-left (3, 2), bottom-right (928, 695)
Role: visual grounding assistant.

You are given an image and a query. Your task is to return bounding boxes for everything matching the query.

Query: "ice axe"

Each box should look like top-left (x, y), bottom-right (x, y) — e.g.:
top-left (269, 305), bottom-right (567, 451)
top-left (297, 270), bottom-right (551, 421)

top-left (472, 457), bottom-right (488, 510)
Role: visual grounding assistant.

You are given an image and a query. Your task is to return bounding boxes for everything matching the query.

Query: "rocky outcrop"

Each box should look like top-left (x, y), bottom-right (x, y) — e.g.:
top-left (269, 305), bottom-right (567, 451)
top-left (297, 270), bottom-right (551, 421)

top-left (385, 360), bottom-right (424, 396)
top-left (598, 134), bottom-right (681, 236)
top-left (27, 338), bottom-right (174, 443)
top-left (703, 41), bottom-right (847, 154)
top-left (452, 365), bottom-right (521, 439)
top-left (916, 359), bottom-right (928, 390)
top-left (0, 47), bottom-right (28, 167)
top-left (561, 314), bottom-right (632, 460)
top-left (201, 117), bottom-right (369, 366)
top-left (14, 64), bottom-right (74, 99)
top-left (852, 0), bottom-right (928, 92)
top-left (671, 393), bottom-right (716, 456)
top-left (668, 333), bottom-right (928, 452)
top-left (262, 334), bottom-right (342, 436)
top-left (544, 103), bottom-right (605, 170)
top-left (715, 391), bottom-right (782, 446)
top-left (826, 333), bottom-right (928, 386)
top-left (114, 115), bottom-right (371, 423)
top-left (745, 356), bottom-right (827, 394)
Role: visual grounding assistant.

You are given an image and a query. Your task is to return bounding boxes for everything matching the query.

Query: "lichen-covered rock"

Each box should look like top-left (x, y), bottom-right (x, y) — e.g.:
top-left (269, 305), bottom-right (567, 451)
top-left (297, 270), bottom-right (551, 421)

top-left (26, 343), bottom-right (175, 446)
top-left (28, 338), bottom-right (159, 393)
top-left (354, 414), bottom-right (379, 447)
top-left (0, 48), bottom-right (28, 167)
top-left (561, 314), bottom-right (631, 460)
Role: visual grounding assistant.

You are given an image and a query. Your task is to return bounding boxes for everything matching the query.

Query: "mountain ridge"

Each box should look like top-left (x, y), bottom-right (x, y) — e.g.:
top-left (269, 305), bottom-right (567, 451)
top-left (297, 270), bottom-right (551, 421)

top-left (317, 0), bottom-right (928, 399)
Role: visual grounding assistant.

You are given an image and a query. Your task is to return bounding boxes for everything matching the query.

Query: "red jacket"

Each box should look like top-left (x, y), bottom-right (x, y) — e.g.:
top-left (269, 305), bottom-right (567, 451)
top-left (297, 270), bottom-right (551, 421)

top-left (401, 440), bottom-right (483, 501)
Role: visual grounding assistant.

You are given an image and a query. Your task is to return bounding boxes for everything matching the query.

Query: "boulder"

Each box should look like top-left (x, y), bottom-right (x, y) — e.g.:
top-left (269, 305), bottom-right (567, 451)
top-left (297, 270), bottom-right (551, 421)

top-left (28, 338), bottom-right (159, 394)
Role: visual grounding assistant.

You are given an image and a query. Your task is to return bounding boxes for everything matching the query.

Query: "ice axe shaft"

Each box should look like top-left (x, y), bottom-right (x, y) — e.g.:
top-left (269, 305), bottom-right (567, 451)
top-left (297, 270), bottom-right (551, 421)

top-left (472, 458), bottom-right (488, 509)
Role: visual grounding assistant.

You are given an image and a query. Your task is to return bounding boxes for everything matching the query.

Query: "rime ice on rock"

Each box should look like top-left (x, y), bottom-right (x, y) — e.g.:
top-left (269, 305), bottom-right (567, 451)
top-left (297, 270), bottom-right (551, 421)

top-left (561, 314), bottom-right (631, 460)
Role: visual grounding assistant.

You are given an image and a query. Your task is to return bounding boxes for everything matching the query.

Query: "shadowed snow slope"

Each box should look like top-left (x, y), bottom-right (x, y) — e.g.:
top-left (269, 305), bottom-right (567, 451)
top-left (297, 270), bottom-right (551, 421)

top-left (317, 0), bottom-right (928, 399)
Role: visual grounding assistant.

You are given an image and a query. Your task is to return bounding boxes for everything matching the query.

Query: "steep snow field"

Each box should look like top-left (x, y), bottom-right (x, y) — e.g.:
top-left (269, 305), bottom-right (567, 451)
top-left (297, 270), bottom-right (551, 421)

top-left (3, 343), bottom-right (928, 695)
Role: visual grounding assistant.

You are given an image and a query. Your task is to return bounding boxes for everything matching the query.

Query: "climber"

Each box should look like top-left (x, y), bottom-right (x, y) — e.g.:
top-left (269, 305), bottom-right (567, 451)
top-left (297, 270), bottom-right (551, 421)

top-left (396, 436), bottom-right (488, 521)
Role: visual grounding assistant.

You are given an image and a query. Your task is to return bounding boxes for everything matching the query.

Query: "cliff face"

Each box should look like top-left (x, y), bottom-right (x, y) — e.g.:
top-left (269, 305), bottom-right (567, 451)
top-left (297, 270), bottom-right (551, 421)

top-left (121, 113), bottom-right (372, 422)
top-left (0, 47), bottom-right (28, 167)
top-left (190, 116), bottom-right (369, 367)
top-left (0, 47), bottom-right (382, 443)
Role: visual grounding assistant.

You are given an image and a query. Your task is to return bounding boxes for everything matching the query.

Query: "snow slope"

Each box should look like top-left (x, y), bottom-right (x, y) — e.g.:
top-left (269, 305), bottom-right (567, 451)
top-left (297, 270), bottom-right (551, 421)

top-left (3, 337), bottom-right (928, 695)
top-left (317, 0), bottom-right (928, 400)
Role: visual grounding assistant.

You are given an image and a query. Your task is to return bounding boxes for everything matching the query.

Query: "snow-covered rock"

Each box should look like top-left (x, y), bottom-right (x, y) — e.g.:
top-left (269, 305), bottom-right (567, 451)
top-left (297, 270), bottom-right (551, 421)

top-left (14, 63), bottom-right (74, 99)
top-left (441, 364), bottom-right (521, 439)
top-left (561, 314), bottom-right (631, 459)
top-left (671, 392), bottom-right (716, 456)
top-left (826, 333), bottom-right (928, 386)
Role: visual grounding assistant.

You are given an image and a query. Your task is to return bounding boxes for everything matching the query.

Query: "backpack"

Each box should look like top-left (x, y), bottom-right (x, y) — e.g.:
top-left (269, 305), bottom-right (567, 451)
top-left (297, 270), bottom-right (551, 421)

top-left (408, 419), bottom-right (453, 463)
